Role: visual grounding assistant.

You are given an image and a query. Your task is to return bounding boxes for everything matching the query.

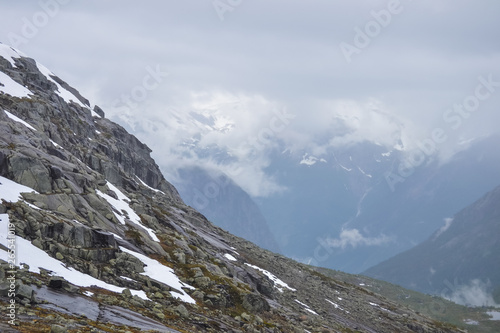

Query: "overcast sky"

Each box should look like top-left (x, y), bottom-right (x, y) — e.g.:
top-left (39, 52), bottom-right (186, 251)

top-left (1, 0), bottom-right (499, 196)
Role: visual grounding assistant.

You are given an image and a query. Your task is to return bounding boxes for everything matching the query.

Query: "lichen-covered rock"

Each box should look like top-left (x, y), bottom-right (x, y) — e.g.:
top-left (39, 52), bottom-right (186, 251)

top-left (242, 293), bottom-right (270, 313)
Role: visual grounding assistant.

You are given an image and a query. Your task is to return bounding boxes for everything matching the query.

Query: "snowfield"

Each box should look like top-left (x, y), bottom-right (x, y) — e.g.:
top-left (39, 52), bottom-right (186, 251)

top-left (96, 181), bottom-right (160, 242)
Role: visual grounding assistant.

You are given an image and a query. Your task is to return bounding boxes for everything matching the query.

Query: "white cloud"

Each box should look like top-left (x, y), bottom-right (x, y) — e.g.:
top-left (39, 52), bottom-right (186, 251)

top-left (433, 217), bottom-right (454, 239)
top-left (443, 279), bottom-right (500, 308)
top-left (122, 93), bottom-right (411, 197)
top-left (106, 90), bottom-right (291, 197)
top-left (324, 228), bottom-right (392, 249)
top-left (317, 99), bottom-right (408, 149)
top-left (1, 1), bottom-right (499, 197)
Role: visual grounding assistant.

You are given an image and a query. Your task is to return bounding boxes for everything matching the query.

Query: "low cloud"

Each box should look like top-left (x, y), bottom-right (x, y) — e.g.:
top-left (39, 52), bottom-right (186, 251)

top-left (108, 91), bottom-right (292, 197)
top-left (3, 1), bottom-right (496, 198)
top-left (324, 228), bottom-right (392, 249)
top-left (112, 92), bottom-right (413, 198)
top-left (443, 279), bottom-right (500, 308)
top-left (433, 217), bottom-right (454, 240)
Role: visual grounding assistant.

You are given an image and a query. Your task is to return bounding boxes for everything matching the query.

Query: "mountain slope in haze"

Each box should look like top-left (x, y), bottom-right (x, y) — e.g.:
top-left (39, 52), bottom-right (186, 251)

top-left (0, 43), bottom-right (464, 332)
top-left (364, 184), bottom-right (500, 306)
top-left (255, 136), bottom-right (500, 274)
top-left (171, 166), bottom-right (281, 253)
top-left (154, 100), bottom-right (500, 275)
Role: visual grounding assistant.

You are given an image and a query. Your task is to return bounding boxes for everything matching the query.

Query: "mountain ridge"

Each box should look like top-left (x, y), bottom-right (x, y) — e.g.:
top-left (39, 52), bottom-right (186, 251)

top-left (364, 183), bottom-right (500, 306)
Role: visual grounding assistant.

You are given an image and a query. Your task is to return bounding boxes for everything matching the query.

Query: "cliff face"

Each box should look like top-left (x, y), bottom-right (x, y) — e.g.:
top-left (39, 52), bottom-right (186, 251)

top-left (0, 47), bottom-right (180, 202)
top-left (0, 43), bottom-right (462, 332)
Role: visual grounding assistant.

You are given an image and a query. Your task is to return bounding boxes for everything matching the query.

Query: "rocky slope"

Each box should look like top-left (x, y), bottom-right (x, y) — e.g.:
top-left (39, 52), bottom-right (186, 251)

top-left (0, 43), bottom-right (464, 332)
top-left (314, 267), bottom-right (500, 333)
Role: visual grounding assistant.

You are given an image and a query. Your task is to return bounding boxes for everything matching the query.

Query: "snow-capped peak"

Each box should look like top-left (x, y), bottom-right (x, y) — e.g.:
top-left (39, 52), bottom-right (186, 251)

top-left (0, 43), bottom-right (99, 117)
top-left (300, 153), bottom-right (327, 166)
top-left (0, 43), bottom-right (26, 68)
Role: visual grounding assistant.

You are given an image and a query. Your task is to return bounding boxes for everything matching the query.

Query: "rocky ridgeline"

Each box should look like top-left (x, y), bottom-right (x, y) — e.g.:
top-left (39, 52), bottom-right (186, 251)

top-left (0, 45), bottom-right (464, 332)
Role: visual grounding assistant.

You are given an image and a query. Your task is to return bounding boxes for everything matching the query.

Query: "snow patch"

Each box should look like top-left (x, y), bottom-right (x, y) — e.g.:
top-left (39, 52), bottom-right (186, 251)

top-left (357, 166), bottom-right (372, 178)
top-left (136, 176), bottom-right (165, 194)
top-left (244, 263), bottom-right (296, 293)
top-left (50, 139), bottom-right (62, 148)
top-left (24, 201), bottom-right (42, 211)
top-left (120, 247), bottom-right (195, 304)
top-left (0, 44), bottom-right (25, 67)
top-left (338, 163), bottom-right (351, 172)
top-left (325, 298), bottom-right (349, 313)
top-left (0, 73), bottom-right (34, 98)
top-left (487, 311), bottom-right (500, 320)
top-left (382, 151), bottom-right (392, 157)
top-left (294, 299), bottom-right (318, 315)
top-left (34, 61), bottom-right (89, 109)
top-left (111, 232), bottom-right (123, 240)
top-left (0, 175), bottom-right (38, 203)
top-left (224, 253), bottom-right (237, 261)
top-left (369, 301), bottom-right (391, 312)
top-left (0, 215), bottom-right (149, 300)
top-left (96, 181), bottom-right (159, 242)
top-left (120, 276), bottom-right (136, 282)
top-left (3, 110), bottom-right (37, 131)
top-left (300, 154), bottom-right (317, 166)
top-left (300, 154), bottom-right (326, 166)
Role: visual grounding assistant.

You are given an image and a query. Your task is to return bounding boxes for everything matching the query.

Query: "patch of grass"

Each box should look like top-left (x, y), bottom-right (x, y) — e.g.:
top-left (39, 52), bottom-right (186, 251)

top-left (315, 266), bottom-right (500, 333)
top-left (124, 227), bottom-right (144, 246)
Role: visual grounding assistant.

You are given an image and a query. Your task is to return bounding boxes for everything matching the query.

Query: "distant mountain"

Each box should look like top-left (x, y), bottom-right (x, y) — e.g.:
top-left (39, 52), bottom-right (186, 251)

top-left (112, 74), bottom-right (500, 275)
top-left (170, 166), bottom-right (281, 253)
top-left (161, 127), bottom-right (500, 275)
top-left (364, 184), bottom-right (500, 306)
top-left (256, 135), bottom-right (500, 273)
